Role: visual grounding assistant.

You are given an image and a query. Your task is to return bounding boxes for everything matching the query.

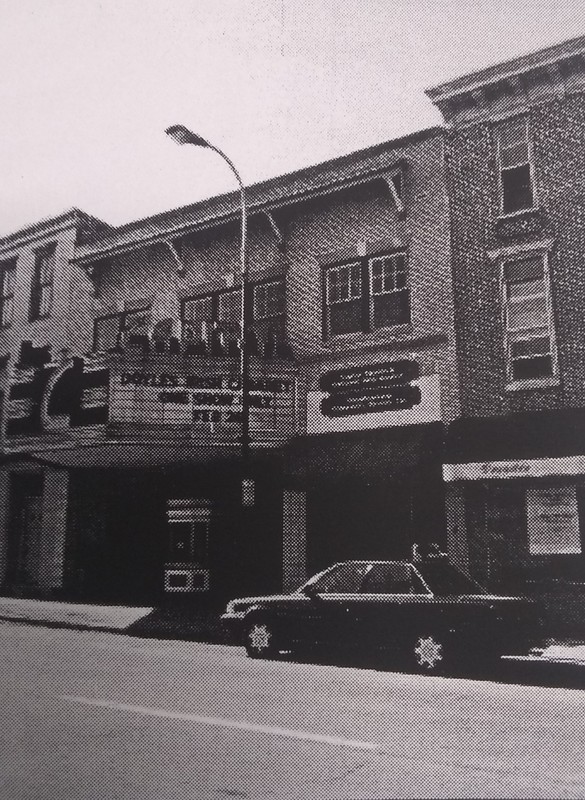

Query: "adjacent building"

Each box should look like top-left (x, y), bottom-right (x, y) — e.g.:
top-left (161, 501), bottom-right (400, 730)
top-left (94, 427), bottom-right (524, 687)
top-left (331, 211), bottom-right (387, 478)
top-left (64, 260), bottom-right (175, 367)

top-left (428, 36), bottom-right (585, 620)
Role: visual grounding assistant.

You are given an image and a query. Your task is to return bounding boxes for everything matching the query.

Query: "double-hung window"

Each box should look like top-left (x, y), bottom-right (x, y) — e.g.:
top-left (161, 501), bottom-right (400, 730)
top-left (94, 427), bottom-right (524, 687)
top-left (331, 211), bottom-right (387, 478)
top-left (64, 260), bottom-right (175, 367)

top-left (497, 117), bottom-right (535, 215)
top-left (30, 245), bottom-right (56, 319)
top-left (182, 289), bottom-right (242, 355)
top-left (324, 252), bottom-right (409, 338)
top-left (502, 254), bottom-right (557, 383)
top-left (252, 279), bottom-right (285, 350)
top-left (93, 306), bottom-right (151, 352)
top-left (0, 259), bottom-right (16, 327)
top-left (182, 279), bottom-right (286, 356)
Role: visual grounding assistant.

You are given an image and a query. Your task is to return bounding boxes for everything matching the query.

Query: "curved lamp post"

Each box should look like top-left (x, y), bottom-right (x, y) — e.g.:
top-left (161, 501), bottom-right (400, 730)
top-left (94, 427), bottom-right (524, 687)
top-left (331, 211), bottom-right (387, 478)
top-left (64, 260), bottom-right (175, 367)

top-left (165, 125), bottom-right (252, 485)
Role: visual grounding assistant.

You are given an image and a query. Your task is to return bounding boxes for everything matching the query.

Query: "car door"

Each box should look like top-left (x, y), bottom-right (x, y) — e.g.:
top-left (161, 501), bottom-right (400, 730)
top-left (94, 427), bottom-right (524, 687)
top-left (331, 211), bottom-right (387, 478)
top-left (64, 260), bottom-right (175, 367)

top-left (355, 562), bottom-right (434, 653)
top-left (298, 562), bottom-right (372, 649)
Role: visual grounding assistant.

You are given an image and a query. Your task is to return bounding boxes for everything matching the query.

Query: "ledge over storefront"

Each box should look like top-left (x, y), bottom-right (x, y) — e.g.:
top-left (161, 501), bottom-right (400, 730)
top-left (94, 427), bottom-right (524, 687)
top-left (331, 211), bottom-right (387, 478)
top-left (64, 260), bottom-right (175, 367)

top-left (285, 422), bottom-right (444, 484)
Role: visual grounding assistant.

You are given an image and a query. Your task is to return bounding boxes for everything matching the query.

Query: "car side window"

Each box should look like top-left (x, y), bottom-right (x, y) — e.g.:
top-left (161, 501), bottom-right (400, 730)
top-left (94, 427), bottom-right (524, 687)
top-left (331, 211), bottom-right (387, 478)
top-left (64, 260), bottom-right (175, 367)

top-left (312, 563), bottom-right (371, 593)
top-left (360, 563), bottom-right (428, 594)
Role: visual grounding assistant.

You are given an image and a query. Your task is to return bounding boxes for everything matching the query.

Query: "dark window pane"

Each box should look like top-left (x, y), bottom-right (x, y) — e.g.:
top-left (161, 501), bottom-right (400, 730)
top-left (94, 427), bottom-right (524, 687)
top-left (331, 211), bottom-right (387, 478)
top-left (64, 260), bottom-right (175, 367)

top-left (373, 289), bottom-right (410, 328)
top-left (504, 257), bottom-right (544, 283)
top-left (94, 316), bottom-right (121, 351)
top-left (169, 522), bottom-right (193, 561)
top-left (1, 296), bottom-right (13, 327)
top-left (328, 299), bottom-right (362, 335)
top-left (512, 354), bottom-right (553, 380)
top-left (502, 165), bottom-right (534, 213)
top-left (511, 336), bottom-right (550, 358)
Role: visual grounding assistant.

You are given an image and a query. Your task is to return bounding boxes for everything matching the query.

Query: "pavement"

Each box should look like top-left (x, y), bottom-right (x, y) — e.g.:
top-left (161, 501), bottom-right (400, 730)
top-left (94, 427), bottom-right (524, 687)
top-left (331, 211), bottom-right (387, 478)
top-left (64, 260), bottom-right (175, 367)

top-left (4, 624), bottom-right (585, 799)
top-left (1, 595), bottom-right (585, 663)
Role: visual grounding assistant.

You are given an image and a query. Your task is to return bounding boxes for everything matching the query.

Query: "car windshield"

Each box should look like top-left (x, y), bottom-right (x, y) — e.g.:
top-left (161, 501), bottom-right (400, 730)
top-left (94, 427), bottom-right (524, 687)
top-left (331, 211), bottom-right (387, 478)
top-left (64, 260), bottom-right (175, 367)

top-left (300, 561), bottom-right (431, 594)
top-left (303, 562), bottom-right (372, 593)
top-left (417, 558), bottom-right (486, 595)
top-left (360, 563), bottom-right (429, 594)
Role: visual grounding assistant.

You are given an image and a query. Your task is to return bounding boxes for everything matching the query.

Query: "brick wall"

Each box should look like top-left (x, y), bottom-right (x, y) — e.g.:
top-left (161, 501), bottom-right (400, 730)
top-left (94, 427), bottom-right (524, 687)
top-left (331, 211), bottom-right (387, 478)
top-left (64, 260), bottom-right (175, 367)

top-left (447, 93), bottom-right (585, 416)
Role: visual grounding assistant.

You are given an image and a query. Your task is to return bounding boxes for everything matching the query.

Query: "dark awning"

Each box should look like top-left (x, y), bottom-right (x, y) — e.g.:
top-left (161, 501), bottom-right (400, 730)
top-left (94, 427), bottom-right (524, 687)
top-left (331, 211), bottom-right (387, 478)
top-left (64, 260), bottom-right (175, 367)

top-left (285, 422), bottom-right (444, 483)
top-left (445, 409), bottom-right (585, 463)
top-left (1, 443), bottom-right (280, 471)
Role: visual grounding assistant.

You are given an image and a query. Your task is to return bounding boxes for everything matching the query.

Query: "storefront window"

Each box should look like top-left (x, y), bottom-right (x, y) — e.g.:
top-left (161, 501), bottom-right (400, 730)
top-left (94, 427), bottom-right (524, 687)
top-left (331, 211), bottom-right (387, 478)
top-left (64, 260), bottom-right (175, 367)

top-left (527, 486), bottom-right (582, 555)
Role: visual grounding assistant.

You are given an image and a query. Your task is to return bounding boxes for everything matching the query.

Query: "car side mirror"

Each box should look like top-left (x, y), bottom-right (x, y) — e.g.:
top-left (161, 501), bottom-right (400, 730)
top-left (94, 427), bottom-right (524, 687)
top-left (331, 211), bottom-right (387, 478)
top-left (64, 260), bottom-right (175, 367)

top-left (302, 584), bottom-right (319, 599)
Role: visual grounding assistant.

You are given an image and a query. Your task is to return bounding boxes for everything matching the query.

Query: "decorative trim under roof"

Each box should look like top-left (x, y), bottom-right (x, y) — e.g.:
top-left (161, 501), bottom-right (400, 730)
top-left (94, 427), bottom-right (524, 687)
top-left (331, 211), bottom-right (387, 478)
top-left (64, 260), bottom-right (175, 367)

top-left (426, 35), bottom-right (585, 127)
top-left (72, 130), bottom-right (440, 267)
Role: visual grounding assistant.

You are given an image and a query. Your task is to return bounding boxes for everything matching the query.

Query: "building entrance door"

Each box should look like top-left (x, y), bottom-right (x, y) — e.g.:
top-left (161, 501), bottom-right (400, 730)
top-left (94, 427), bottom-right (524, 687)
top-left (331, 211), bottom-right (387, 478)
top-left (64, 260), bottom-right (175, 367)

top-left (164, 499), bottom-right (211, 593)
top-left (6, 475), bottom-right (43, 590)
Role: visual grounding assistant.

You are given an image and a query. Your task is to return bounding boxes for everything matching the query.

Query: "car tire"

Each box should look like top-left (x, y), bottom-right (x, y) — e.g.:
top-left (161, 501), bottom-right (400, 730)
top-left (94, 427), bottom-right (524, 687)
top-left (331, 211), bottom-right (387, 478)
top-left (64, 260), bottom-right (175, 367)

top-left (409, 631), bottom-right (451, 675)
top-left (244, 618), bottom-right (280, 659)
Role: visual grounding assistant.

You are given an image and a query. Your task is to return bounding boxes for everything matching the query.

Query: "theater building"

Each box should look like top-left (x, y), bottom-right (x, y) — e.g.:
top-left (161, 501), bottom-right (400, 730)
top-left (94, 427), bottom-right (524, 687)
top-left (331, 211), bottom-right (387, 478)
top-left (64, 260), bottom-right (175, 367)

top-left (0, 125), bottom-right (459, 605)
top-left (427, 36), bottom-right (585, 623)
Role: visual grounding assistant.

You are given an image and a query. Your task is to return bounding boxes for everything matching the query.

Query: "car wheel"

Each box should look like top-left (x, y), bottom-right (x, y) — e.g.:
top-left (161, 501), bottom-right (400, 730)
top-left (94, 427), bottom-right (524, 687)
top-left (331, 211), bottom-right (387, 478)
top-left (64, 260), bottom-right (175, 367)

top-left (410, 632), bottom-right (449, 674)
top-left (244, 618), bottom-right (279, 659)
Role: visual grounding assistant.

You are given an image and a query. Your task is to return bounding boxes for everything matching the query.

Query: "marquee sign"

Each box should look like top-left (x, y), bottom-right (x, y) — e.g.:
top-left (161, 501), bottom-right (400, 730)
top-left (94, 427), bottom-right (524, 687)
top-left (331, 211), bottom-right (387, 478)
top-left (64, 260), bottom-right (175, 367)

top-left (110, 368), bottom-right (296, 441)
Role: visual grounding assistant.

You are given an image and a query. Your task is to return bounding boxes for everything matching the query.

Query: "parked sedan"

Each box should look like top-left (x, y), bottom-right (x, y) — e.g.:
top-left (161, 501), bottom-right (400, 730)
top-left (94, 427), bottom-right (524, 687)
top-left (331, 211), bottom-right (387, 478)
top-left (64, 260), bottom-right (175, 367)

top-left (221, 554), bottom-right (537, 673)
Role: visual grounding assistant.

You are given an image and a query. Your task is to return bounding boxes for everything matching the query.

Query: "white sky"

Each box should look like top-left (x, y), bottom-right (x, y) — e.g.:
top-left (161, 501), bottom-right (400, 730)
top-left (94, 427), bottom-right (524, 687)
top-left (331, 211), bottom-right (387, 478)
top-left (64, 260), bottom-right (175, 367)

top-left (1, 0), bottom-right (584, 237)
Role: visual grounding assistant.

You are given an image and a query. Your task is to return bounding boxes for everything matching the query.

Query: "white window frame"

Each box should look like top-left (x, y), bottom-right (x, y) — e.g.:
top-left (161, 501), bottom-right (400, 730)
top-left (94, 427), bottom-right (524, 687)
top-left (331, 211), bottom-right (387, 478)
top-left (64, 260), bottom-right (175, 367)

top-left (496, 116), bottom-right (536, 216)
top-left (253, 279), bottom-right (285, 321)
top-left (0, 259), bottom-right (16, 327)
top-left (501, 251), bottom-right (558, 389)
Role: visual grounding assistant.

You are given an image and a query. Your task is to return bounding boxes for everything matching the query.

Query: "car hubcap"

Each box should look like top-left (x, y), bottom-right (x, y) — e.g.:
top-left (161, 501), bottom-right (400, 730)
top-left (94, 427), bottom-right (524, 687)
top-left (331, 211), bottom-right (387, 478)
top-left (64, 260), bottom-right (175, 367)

top-left (249, 623), bottom-right (272, 653)
top-left (414, 635), bottom-right (443, 669)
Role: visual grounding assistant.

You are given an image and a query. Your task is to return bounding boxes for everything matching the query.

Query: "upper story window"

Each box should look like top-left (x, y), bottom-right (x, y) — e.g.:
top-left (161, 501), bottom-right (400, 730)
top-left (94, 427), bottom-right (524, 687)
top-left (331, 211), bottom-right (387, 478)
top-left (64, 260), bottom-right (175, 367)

top-left (182, 279), bottom-right (286, 357)
top-left (497, 117), bottom-right (535, 215)
top-left (502, 254), bottom-right (557, 384)
top-left (30, 245), bottom-right (56, 319)
top-left (93, 306), bottom-right (151, 352)
top-left (323, 252), bottom-right (409, 338)
top-left (0, 259), bottom-right (16, 327)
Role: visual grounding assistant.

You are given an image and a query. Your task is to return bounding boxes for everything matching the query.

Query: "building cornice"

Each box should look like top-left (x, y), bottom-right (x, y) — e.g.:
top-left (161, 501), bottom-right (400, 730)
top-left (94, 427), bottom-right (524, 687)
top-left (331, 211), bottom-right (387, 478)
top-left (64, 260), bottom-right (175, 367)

top-left (426, 36), bottom-right (585, 127)
top-left (0, 208), bottom-right (110, 256)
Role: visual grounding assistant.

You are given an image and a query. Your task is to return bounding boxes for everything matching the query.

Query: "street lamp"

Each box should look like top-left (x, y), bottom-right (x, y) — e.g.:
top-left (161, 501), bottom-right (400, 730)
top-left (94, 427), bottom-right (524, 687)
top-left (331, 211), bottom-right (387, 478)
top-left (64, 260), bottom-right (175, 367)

top-left (165, 125), bottom-right (252, 495)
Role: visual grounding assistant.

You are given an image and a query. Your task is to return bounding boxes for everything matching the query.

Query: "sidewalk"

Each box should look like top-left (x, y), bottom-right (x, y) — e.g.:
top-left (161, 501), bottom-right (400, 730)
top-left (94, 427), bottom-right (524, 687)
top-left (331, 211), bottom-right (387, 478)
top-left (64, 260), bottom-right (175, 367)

top-left (0, 596), bottom-right (226, 642)
top-left (1, 595), bottom-right (585, 661)
top-left (0, 596), bottom-right (152, 632)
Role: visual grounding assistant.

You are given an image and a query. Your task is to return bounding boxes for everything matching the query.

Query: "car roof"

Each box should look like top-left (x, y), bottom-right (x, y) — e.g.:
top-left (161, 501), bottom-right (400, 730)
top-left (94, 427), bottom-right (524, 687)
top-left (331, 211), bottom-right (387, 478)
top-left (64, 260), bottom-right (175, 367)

top-left (332, 560), bottom-right (414, 566)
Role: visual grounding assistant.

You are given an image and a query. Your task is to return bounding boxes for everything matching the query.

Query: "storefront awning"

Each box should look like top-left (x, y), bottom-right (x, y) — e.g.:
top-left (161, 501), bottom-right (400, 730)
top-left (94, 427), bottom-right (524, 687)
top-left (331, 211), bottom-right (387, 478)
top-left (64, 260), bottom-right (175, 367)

top-left (1, 443), bottom-right (280, 471)
top-left (444, 410), bottom-right (585, 481)
top-left (285, 422), bottom-right (444, 483)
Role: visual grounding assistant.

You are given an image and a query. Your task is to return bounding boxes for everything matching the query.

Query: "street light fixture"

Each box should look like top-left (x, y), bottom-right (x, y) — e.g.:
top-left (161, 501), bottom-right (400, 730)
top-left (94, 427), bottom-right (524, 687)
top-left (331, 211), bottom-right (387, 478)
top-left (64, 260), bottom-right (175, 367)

top-left (165, 124), bottom-right (252, 496)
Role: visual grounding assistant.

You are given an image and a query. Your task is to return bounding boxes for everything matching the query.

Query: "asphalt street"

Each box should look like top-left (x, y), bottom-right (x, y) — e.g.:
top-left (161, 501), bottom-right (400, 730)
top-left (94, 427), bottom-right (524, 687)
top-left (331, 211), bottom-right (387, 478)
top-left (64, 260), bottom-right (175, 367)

top-left (1, 623), bottom-right (585, 799)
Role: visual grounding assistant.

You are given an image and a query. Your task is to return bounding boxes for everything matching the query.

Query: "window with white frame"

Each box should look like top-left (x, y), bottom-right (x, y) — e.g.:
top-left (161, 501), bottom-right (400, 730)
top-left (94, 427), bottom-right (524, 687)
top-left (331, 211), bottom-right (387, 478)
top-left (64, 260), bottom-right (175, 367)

top-left (252, 279), bottom-right (285, 351)
top-left (0, 259), bottom-right (16, 327)
top-left (324, 252), bottom-right (409, 338)
top-left (182, 279), bottom-right (286, 356)
top-left (497, 117), bottom-right (535, 215)
top-left (93, 306), bottom-right (151, 352)
top-left (502, 254), bottom-right (556, 383)
top-left (30, 246), bottom-right (56, 319)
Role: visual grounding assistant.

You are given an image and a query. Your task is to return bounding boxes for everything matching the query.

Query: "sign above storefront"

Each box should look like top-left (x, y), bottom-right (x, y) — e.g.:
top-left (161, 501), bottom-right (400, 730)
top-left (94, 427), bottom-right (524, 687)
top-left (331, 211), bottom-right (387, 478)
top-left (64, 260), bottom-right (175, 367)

top-left (307, 375), bottom-right (441, 434)
top-left (319, 360), bottom-right (420, 393)
top-left (443, 455), bottom-right (585, 481)
top-left (321, 384), bottom-right (421, 417)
